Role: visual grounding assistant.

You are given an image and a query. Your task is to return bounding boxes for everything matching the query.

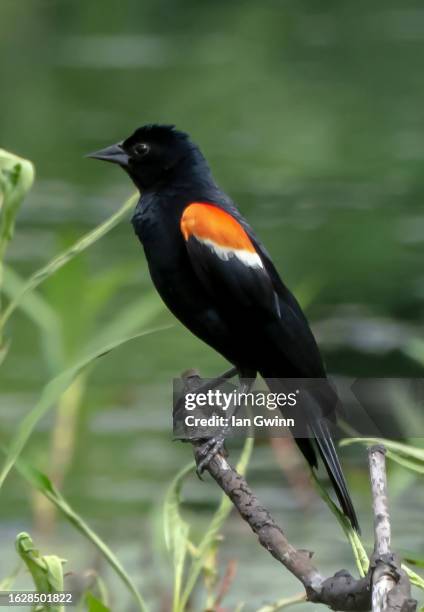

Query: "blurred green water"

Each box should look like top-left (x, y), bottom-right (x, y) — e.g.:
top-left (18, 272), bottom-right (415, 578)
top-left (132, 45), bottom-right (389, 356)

top-left (0, 0), bottom-right (423, 609)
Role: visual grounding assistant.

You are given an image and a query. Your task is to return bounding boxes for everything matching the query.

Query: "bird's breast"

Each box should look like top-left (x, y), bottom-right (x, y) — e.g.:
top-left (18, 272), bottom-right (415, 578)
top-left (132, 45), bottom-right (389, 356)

top-left (132, 201), bottom-right (203, 309)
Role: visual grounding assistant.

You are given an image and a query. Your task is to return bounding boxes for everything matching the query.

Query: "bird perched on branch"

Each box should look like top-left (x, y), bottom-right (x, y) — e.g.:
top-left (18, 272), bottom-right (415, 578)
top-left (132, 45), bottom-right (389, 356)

top-left (88, 124), bottom-right (359, 531)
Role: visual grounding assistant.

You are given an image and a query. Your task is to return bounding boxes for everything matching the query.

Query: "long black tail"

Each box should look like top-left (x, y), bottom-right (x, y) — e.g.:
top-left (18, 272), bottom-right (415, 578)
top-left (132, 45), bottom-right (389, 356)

top-left (308, 416), bottom-right (360, 532)
top-left (265, 377), bottom-right (360, 532)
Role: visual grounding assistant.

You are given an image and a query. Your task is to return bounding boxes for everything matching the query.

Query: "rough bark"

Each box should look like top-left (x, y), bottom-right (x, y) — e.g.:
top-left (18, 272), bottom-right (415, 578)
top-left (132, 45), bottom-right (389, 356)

top-left (179, 371), bottom-right (417, 612)
top-left (368, 446), bottom-right (416, 612)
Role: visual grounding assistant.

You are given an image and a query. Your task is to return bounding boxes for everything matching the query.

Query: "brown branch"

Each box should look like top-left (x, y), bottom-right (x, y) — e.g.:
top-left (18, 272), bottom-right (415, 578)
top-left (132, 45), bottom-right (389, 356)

top-left (191, 442), bottom-right (371, 610)
top-left (180, 371), bottom-right (418, 612)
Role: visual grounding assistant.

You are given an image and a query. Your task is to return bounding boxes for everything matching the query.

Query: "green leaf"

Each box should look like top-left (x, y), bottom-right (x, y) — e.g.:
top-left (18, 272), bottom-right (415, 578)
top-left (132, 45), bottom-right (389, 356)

top-left (163, 462), bottom-right (195, 612)
top-left (2, 268), bottom-right (163, 375)
top-left (3, 265), bottom-right (64, 372)
top-left (0, 326), bottom-right (168, 491)
top-left (385, 451), bottom-right (424, 475)
top-left (403, 565), bottom-right (424, 591)
top-left (85, 574), bottom-right (110, 609)
top-left (0, 150), bottom-right (35, 348)
top-left (13, 459), bottom-right (148, 612)
top-left (340, 438), bottom-right (424, 463)
top-left (312, 453), bottom-right (424, 592)
top-left (0, 150), bottom-right (34, 261)
top-left (85, 592), bottom-right (110, 612)
top-left (0, 192), bottom-right (137, 333)
top-left (86, 290), bottom-right (163, 354)
top-left (404, 555), bottom-right (424, 569)
top-left (340, 438), bottom-right (424, 474)
top-left (16, 532), bottom-right (65, 612)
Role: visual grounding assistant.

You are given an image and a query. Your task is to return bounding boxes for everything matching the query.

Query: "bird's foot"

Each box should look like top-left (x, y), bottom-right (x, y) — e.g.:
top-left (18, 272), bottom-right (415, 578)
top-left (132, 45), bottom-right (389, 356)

top-left (195, 434), bottom-right (227, 478)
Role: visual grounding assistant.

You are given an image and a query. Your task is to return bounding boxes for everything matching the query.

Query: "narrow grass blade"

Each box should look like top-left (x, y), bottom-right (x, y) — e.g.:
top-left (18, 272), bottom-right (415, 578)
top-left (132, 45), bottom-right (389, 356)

top-left (0, 327), bottom-right (167, 490)
top-left (340, 438), bottom-right (424, 463)
top-left (341, 437), bottom-right (424, 474)
top-left (310, 471), bottom-right (369, 576)
top-left (13, 459), bottom-right (148, 612)
top-left (312, 460), bottom-right (424, 591)
top-left (404, 555), bottom-right (424, 569)
top-left (0, 192), bottom-right (137, 331)
top-left (403, 565), bottom-right (424, 591)
top-left (163, 462), bottom-right (195, 612)
top-left (384, 451), bottom-right (424, 475)
top-left (3, 265), bottom-right (64, 371)
top-left (87, 290), bottom-right (163, 353)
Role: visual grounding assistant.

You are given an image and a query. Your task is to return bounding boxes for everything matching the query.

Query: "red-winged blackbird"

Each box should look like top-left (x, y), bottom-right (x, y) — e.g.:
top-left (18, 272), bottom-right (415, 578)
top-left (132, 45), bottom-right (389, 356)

top-left (89, 124), bottom-right (359, 531)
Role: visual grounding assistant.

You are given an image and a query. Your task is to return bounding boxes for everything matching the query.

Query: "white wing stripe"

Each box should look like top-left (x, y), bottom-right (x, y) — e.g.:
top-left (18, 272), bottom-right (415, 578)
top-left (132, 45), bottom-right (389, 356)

top-left (197, 237), bottom-right (264, 269)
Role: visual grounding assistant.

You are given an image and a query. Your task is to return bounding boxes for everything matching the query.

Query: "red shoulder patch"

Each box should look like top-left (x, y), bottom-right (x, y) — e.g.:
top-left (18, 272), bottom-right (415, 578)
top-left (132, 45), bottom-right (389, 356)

top-left (180, 203), bottom-right (256, 253)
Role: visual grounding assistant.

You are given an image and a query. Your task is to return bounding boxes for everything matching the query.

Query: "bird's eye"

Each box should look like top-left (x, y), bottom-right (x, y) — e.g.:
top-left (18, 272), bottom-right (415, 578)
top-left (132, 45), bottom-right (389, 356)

top-left (134, 143), bottom-right (150, 157)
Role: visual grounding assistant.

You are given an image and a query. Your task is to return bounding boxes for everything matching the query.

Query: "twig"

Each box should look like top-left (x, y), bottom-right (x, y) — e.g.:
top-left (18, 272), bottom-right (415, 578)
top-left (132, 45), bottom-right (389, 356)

top-left (193, 445), bottom-right (371, 610)
top-left (368, 446), bottom-right (416, 612)
top-left (212, 559), bottom-right (238, 609)
top-left (180, 372), bottom-right (417, 612)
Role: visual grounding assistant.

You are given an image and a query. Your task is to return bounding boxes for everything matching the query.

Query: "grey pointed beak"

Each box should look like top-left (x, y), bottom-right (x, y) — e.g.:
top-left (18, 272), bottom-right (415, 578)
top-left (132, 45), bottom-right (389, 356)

top-left (86, 142), bottom-right (129, 167)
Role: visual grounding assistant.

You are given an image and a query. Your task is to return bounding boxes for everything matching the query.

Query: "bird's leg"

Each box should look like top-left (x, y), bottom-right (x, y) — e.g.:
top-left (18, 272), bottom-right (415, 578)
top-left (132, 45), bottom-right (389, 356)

top-left (189, 366), bottom-right (238, 394)
top-left (195, 376), bottom-right (255, 477)
top-left (175, 366), bottom-right (238, 423)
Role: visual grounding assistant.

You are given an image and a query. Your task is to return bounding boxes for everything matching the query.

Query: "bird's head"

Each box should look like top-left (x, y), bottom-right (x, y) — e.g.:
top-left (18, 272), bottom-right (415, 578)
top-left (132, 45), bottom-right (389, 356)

top-left (87, 124), bottom-right (198, 190)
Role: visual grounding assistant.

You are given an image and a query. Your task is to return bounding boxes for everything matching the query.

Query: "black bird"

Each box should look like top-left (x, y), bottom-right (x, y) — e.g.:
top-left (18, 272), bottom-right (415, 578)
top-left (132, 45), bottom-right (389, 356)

top-left (88, 124), bottom-right (359, 531)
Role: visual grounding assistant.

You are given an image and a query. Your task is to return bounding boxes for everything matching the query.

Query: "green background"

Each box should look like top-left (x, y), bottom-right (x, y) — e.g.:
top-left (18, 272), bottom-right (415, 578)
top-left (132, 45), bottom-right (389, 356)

top-left (0, 0), bottom-right (423, 609)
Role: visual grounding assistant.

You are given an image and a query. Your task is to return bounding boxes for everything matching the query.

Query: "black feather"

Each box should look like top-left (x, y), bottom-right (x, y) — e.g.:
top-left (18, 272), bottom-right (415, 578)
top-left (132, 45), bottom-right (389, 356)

top-left (107, 125), bottom-right (360, 532)
top-left (310, 417), bottom-right (360, 532)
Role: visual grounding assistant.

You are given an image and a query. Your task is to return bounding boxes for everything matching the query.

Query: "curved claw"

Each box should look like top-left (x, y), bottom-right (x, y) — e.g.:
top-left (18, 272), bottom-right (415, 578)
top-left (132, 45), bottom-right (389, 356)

top-left (195, 435), bottom-right (226, 476)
